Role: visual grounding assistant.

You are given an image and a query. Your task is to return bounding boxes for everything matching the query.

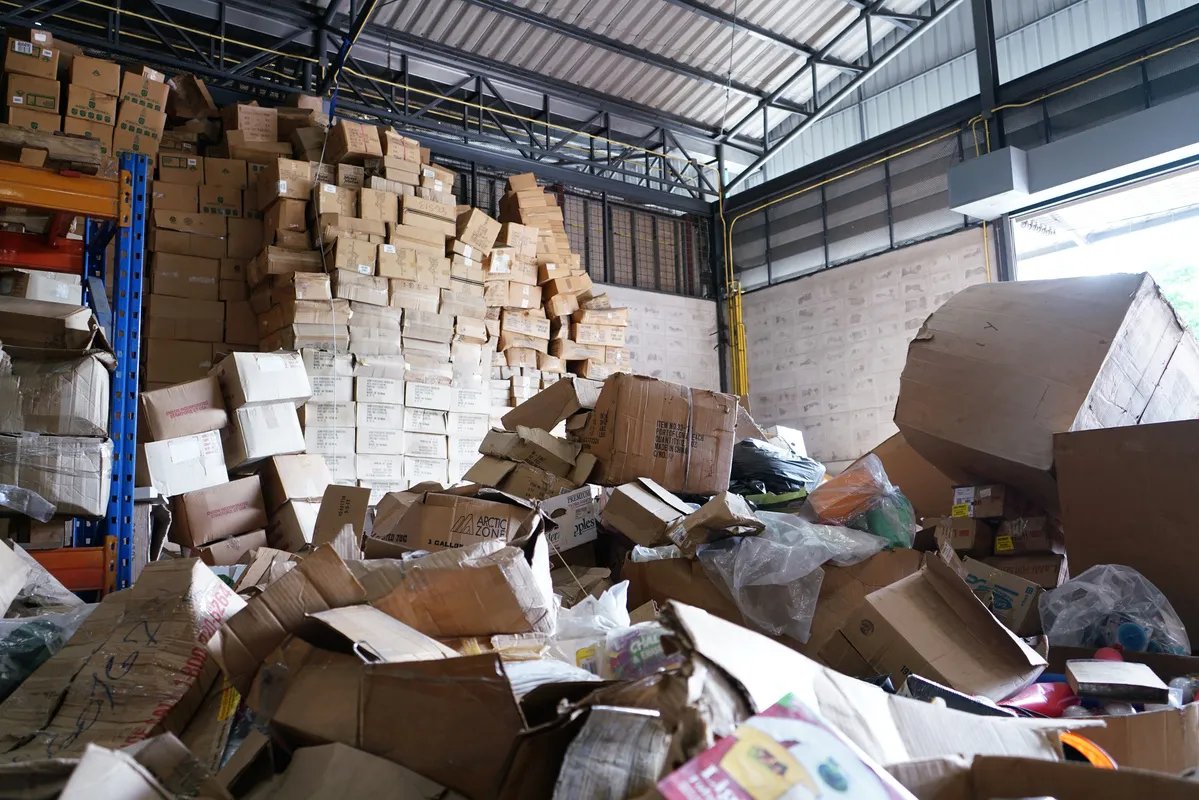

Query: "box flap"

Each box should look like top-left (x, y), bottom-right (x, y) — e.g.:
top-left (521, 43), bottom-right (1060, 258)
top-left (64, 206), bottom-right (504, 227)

top-left (301, 605), bottom-right (458, 663)
top-left (634, 477), bottom-right (696, 517)
top-left (267, 742), bottom-right (448, 800)
top-left (312, 485), bottom-right (371, 547)
top-left (1077, 704), bottom-right (1199, 775)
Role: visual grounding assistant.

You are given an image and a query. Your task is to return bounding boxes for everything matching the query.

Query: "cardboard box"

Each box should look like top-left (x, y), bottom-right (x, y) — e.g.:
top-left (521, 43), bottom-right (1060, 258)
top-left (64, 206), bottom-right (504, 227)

top-left (141, 430), bottom-right (228, 497)
top-left (64, 84), bottom-right (116, 125)
top-left (387, 488), bottom-right (540, 551)
top-left (225, 401), bottom-right (306, 469)
top-left (6, 106), bottom-right (57, 132)
top-left (7, 73), bottom-right (58, 112)
top-left (327, 120), bottom-right (383, 164)
top-left (327, 237), bottom-right (377, 275)
top-left (959, 556), bottom-right (1043, 636)
top-left (896, 273), bottom-right (1199, 511)
top-left (199, 184), bottom-right (242, 217)
top-left (951, 484), bottom-right (1023, 519)
top-left (993, 517), bottom-right (1059, 555)
top-left (3, 516), bottom-right (73, 550)
top-left (0, 559), bottom-right (243, 760)
top-left (500, 376), bottom-right (600, 432)
top-left (268, 499), bottom-right (321, 552)
top-left (221, 103), bottom-right (277, 142)
top-left (260, 454), bottom-right (332, 512)
top-left (934, 516), bottom-right (994, 555)
top-left (111, 123), bottom-right (158, 157)
top-left (577, 374), bottom-right (738, 495)
top-left (205, 157), bottom-right (248, 189)
top-left (224, 299), bottom-right (257, 345)
top-left (151, 181), bottom-right (199, 212)
top-left (146, 294), bottom-right (224, 342)
top-left (71, 55), bottom-right (120, 95)
top-left (0, 269), bottom-right (80, 304)
top-left (120, 72), bottom-right (169, 112)
top-left (478, 426), bottom-right (578, 477)
top-left (4, 38), bottom-right (57, 79)
top-left (602, 478), bottom-right (693, 547)
top-left (191, 529), bottom-right (268, 567)
top-left (359, 187), bottom-right (398, 224)
top-left (0, 353), bottom-right (108, 436)
top-left (211, 350), bottom-right (310, 408)
top-left (824, 557), bottom-right (1046, 700)
top-left (0, 295), bottom-right (97, 349)
top-left (981, 554), bottom-right (1067, 589)
top-left (139, 377), bottom-right (227, 441)
top-left (171, 475), bottom-right (268, 547)
top-left (300, 400), bottom-right (356, 429)
top-left (405, 382), bottom-right (452, 412)
top-left (0, 434), bottom-right (110, 517)
top-left (149, 210), bottom-right (227, 259)
top-left (1055, 419), bottom-right (1199, 635)
top-left (304, 425), bottom-right (355, 456)
top-left (143, 339), bottom-right (214, 385)
top-left (116, 100), bottom-right (164, 140)
top-left (150, 253), bottom-right (220, 300)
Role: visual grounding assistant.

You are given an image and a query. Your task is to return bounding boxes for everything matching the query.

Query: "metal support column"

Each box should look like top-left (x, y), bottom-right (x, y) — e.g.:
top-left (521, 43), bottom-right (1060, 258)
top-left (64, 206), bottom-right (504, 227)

top-left (971, 0), bottom-right (1004, 148)
top-left (105, 152), bottom-right (148, 591)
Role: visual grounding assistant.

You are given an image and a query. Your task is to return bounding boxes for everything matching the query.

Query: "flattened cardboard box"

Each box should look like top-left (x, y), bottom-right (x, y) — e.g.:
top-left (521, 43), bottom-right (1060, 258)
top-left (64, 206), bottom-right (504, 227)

top-left (501, 376), bottom-right (602, 432)
top-left (577, 374), bottom-right (739, 495)
top-left (0, 559), bottom-right (244, 761)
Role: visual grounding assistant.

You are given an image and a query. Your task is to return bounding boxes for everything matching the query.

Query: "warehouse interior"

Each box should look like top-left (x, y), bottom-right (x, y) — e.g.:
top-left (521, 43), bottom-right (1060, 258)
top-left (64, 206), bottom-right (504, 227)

top-left (0, 0), bottom-right (1198, 796)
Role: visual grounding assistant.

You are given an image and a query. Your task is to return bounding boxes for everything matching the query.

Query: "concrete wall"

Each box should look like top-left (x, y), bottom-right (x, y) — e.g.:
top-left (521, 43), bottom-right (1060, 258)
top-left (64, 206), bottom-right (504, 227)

top-left (599, 284), bottom-right (721, 391)
top-left (742, 228), bottom-right (993, 470)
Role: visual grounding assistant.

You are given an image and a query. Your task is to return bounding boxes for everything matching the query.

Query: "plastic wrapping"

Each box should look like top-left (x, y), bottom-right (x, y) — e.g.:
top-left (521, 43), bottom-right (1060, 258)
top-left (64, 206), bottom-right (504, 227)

top-left (602, 623), bottom-right (685, 680)
top-left (1039, 564), bottom-right (1190, 655)
top-left (0, 604), bottom-right (94, 702)
top-left (0, 484), bottom-right (54, 522)
top-left (729, 439), bottom-right (826, 494)
top-left (0, 434), bottom-right (113, 518)
top-left (806, 454), bottom-right (915, 548)
top-left (630, 545), bottom-right (682, 562)
top-left (8, 542), bottom-right (83, 616)
top-left (549, 581), bottom-right (630, 673)
top-left (697, 511), bottom-right (887, 642)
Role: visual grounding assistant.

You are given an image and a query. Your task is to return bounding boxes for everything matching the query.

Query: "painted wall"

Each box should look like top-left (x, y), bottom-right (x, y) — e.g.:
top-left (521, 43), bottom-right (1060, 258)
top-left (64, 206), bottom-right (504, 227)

top-left (741, 228), bottom-right (994, 470)
top-left (599, 284), bottom-right (721, 391)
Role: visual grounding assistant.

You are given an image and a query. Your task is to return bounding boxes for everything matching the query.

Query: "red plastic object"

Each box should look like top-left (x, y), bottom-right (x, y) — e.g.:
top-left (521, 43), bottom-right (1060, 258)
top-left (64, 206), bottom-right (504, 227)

top-left (1093, 647), bottom-right (1124, 661)
top-left (0, 229), bottom-right (83, 275)
top-left (1001, 681), bottom-right (1079, 718)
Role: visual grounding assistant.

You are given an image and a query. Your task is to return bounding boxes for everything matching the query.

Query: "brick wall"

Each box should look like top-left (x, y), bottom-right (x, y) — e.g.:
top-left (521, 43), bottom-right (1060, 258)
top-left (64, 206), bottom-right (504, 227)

top-left (600, 284), bottom-right (721, 391)
top-left (742, 228), bottom-right (993, 470)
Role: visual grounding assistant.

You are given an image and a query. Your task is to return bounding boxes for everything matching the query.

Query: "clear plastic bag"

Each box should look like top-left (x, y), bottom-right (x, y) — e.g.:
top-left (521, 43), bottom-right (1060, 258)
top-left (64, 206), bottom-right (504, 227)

top-left (7, 543), bottom-right (83, 617)
top-left (697, 511), bottom-right (887, 643)
top-left (0, 604), bottom-right (94, 702)
top-left (630, 545), bottom-right (682, 562)
top-left (548, 581), bottom-right (631, 673)
top-left (0, 484), bottom-right (54, 522)
top-left (806, 455), bottom-right (915, 549)
top-left (1039, 564), bottom-right (1190, 655)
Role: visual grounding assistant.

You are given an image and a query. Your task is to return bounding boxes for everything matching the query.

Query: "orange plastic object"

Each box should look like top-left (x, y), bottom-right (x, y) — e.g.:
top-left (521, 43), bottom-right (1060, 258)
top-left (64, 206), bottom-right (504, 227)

top-left (28, 546), bottom-right (107, 593)
top-left (1060, 732), bottom-right (1117, 769)
top-left (808, 454), bottom-right (887, 522)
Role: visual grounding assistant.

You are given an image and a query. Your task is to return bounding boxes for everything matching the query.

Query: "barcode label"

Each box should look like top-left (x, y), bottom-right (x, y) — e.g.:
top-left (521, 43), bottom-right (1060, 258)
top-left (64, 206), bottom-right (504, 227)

top-left (357, 264), bottom-right (371, 275)
top-left (12, 41), bottom-right (33, 55)
top-left (187, 158), bottom-right (197, 166)
top-left (277, 180), bottom-right (287, 192)
top-left (323, 184), bottom-right (336, 193)
top-left (382, 244), bottom-right (396, 253)
top-left (10, 96), bottom-right (21, 105)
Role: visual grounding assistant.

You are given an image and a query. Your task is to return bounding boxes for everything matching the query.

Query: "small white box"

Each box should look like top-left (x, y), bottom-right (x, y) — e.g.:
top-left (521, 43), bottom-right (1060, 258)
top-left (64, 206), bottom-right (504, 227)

top-left (402, 406), bottom-right (447, 435)
top-left (446, 412), bottom-right (490, 439)
top-left (225, 402), bottom-right (306, 469)
top-left (357, 427), bottom-right (405, 455)
top-left (303, 425), bottom-right (355, 455)
top-left (447, 435), bottom-right (484, 463)
top-left (212, 351), bottom-right (311, 408)
top-left (356, 401), bottom-right (405, 430)
top-left (404, 456), bottom-right (448, 485)
top-left (404, 432), bottom-right (448, 460)
top-left (355, 375), bottom-right (404, 404)
top-left (302, 348), bottom-right (353, 376)
top-left (310, 375), bottom-right (352, 402)
top-left (542, 485), bottom-right (601, 552)
top-left (449, 384), bottom-right (490, 414)
top-left (142, 430), bottom-right (227, 497)
top-left (300, 401), bottom-right (356, 429)
top-left (404, 382), bottom-right (452, 411)
top-left (322, 453), bottom-right (356, 481)
top-left (357, 454), bottom-right (404, 482)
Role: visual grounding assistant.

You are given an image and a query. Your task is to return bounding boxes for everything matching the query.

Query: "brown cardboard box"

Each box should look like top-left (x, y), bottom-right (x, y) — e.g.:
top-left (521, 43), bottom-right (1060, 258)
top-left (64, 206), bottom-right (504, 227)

top-left (935, 516), bottom-right (994, 555)
top-left (864, 433), bottom-right (957, 522)
top-left (168, 74), bottom-right (217, 119)
top-left (958, 555), bottom-right (1043, 636)
top-left (61, 119), bottom-right (111, 159)
top-left (111, 125), bottom-right (158, 157)
top-left (0, 559), bottom-right (243, 760)
top-left (327, 120), bottom-right (383, 164)
top-left (258, 158), bottom-right (313, 207)
top-left (577, 374), bottom-right (738, 495)
top-left (221, 103), bottom-right (277, 142)
top-left (497, 330), bottom-right (549, 353)
top-left (573, 307), bottom-right (629, 326)
top-left (897, 273), bottom-right (1199, 511)
top-left (484, 280), bottom-right (541, 309)
top-left (602, 478), bottom-right (693, 547)
top-left (993, 517), bottom-right (1059, 555)
top-left (146, 293), bottom-right (224, 341)
top-left (549, 339), bottom-right (604, 361)
top-left (359, 187), bottom-right (398, 223)
top-left (225, 402), bottom-right (306, 469)
top-left (70, 55), bottom-right (120, 96)
top-left (381, 487), bottom-right (541, 551)
top-left (4, 38), bottom-right (58, 79)
top-left (116, 100), bottom-right (165, 139)
top-left (0, 435), bottom-right (111, 516)
top-left (225, 300), bottom-right (258, 345)
top-left (981, 554), bottom-right (1067, 589)
top-left (478, 426), bottom-right (579, 477)
top-left (247, 247), bottom-right (322, 287)
top-left (191, 529), bottom-right (268, 567)
top-left (139, 377), bottom-right (227, 441)
top-left (120, 72), bottom-right (169, 112)
top-left (226, 218), bottom-right (262, 260)
top-left (206, 157), bottom-right (248, 189)
top-left (171, 475), bottom-right (268, 547)
top-left (456, 209), bottom-right (501, 254)
top-left (388, 279), bottom-right (440, 312)
top-left (6, 106), bottom-right (57, 132)
top-left (545, 291), bottom-right (580, 318)
top-left (0, 352), bottom-right (108, 436)
top-left (143, 339), bottom-right (214, 385)
top-left (263, 198), bottom-right (307, 233)
top-left (572, 321), bottom-right (626, 347)
top-left (824, 557), bottom-right (1045, 700)
top-left (501, 376), bottom-right (602, 431)
top-left (462, 458), bottom-right (575, 501)
top-left (327, 237), bottom-right (377, 275)
top-left (1055, 419), bottom-right (1199, 635)
top-left (260, 453), bottom-right (333, 512)
top-left (200, 184), bottom-right (242, 217)
top-left (150, 253), bottom-right (220, 301)
top-left (332, 269), bottom-right (388, 306)
top-left (65, 84), bottom-right (116, 126)
top-left (158, 153), bottom-right (203, 185)
top-left (7, 73), bottom-right (58, 112)
top-left (151, 183), bottom-right (199, 214)
top-left (379, 128), bottom-right (421, 161)
top-left (313, 183), bottom-right (357, 217)
top-left (149, 219), bottom-right (227, 261)
top-left (951, 484), bottom-right (1024, 519)
top-left (543, 274), bottom-right (593, 298)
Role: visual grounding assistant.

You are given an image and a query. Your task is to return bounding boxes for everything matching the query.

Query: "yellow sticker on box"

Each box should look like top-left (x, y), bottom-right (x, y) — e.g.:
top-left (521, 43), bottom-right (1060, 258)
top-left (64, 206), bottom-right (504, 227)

top-left (994, 535), bottom-right (1014, 552)
top-left (951, 503), bottom-right (970, 518)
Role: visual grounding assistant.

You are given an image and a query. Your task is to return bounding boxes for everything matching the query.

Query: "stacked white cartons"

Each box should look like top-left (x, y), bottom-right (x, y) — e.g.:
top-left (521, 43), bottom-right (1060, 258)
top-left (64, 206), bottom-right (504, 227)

top-left (210, 350), bottom-right (310, 472)
top-left (570, 298), bottom-right (632, 380)
top-left (402, 351), bottom-right (452, 486)
top-left (297, 348), bottom-right (356, 483)
top-left (353, 355), bottom-right (406, 498)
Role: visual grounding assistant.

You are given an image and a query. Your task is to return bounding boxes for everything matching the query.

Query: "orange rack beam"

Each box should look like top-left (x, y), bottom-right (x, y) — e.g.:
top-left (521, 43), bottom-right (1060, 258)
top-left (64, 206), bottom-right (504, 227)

top-left (0, 162), bottom-right (120, 220)
top-left (29, 537), bottom-right (115, 595)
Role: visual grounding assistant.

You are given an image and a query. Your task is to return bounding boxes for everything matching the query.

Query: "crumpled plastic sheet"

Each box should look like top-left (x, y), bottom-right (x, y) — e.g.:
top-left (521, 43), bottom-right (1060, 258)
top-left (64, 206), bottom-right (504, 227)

top-left (0, 484), bottom-right (54, 523)
top-left (1040, 564), bottom-right (1191, 655)
top-left (8, 543), bottom-right (84, 617)
top-left (548, 581), bottom-right (631, 672)
top-left (630, 545), bottom-right (683, 562)
top-left (697, 511), bottom-right (887, 643)
top-left (0, 604), bottom-right (95, 703)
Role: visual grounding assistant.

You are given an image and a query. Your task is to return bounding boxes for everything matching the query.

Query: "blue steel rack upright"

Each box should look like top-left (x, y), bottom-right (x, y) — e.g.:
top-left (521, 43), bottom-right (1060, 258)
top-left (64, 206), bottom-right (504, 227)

top-left (70, 152), bottom-right (148, 594)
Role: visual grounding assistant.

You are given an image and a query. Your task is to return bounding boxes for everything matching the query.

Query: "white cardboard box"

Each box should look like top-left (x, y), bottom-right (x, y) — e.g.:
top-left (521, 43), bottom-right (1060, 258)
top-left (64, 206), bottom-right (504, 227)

top-left (356, 401), bottom-right (405, 430)
top-left (403, 406), bottom-right (447, 435)
top-left (303, 424), bottom-right (355, 455)
top-left (542, 485), bottom-right (601, 553)
top-left (356, 427), bottom-right (405, 455)
top-left (142, 430), bottom-right (228, 497)
top-left (404, 432), bottom-right (448, 460)
top-left (446, 411), bottom-right (490, 438)
top-left (309, 375), bottom-right (352, 402)
top-left (404, 455), bottom-right (448, 485)
top-left (212, 351), bottom-right (311, 408)
top-left (355, 375), bottom-right (404, 404)
top-left (404, 382), bottom-right (452, 411)
top-left (226, 402), bottom-right (305, 468)
top-left (357, 454), bottom-right (404, 482)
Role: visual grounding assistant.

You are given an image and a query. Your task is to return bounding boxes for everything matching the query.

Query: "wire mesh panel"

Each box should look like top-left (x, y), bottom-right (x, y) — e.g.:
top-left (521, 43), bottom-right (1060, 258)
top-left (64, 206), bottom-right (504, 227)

top-left (610, 207), bottom-right (635, 287)
top-left (633, 214), bottom-right (656, 289)
top-left (564, 194), bottom-right (586, 259)
top-left (586, 201), bottom-right (605, 279)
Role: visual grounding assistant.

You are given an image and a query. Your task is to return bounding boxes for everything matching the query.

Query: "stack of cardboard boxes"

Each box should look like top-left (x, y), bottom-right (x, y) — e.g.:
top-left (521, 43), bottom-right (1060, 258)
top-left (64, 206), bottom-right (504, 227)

top-left (211, 351), bottom-right (310, 472)
top-left (4, 29), bottom-right (61, 134)
top-left (261, 453), bottom-right (332, 551)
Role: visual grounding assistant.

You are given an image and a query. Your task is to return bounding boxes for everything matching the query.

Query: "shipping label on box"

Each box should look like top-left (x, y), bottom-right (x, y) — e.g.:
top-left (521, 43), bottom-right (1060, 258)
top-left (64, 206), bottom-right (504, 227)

top-left (405, 382), bottom-right (452, 411)
top-left (357, 427), bottom-right (405, 455)
top-left (5, 39), bottom-right (58, 80)
top-left (303, 425), bottom-right (355, 455)
top-left (357, 401), bottom-right (405, 431)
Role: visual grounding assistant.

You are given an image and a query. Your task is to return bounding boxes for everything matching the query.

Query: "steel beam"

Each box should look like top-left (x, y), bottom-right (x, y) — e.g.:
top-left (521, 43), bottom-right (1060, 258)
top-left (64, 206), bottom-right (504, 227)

top-left (971, 0), bottom-right (1001, 142)
top-left (320, 0), bottom-right (380, 95)
top-left (725, 0), bottom-right (966, 190)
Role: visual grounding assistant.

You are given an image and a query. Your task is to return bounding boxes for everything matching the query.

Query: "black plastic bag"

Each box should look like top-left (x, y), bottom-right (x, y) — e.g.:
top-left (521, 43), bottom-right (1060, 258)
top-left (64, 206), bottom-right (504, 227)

top-left (730, 439), bottom-right (826, 494)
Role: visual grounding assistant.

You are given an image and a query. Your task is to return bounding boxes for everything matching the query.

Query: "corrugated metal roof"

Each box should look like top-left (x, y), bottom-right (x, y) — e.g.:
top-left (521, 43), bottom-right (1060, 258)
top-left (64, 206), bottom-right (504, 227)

top-left (361, 0), bottom-right (925, 138)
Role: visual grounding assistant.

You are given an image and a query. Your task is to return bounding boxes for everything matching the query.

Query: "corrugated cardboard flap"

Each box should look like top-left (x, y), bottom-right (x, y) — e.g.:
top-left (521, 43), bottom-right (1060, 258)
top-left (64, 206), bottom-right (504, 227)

top-left (209, 546), bottom-right (367, 694)
top-left (300, 605), bottom-right (458, 663)
top-left (634, 477), bottom-right (695, 517)
top-left (663, 602), bottom-right (1072, 769)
